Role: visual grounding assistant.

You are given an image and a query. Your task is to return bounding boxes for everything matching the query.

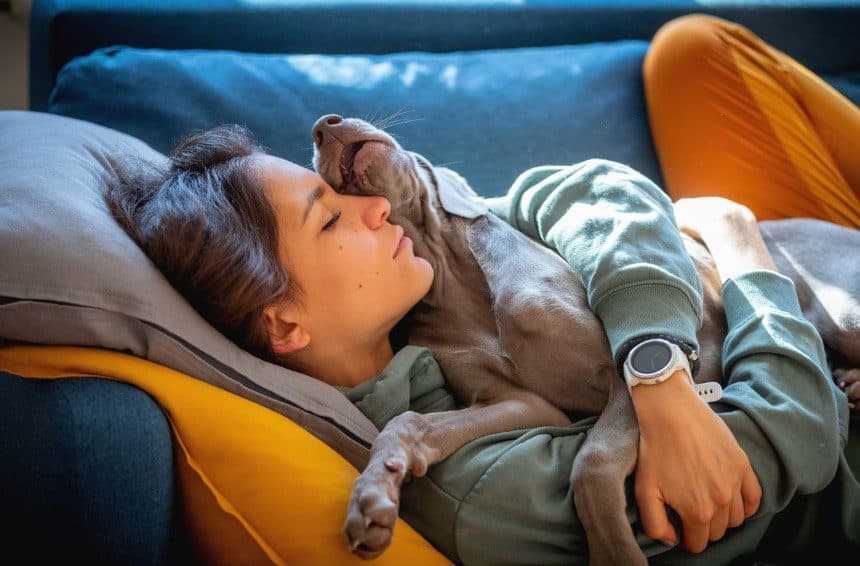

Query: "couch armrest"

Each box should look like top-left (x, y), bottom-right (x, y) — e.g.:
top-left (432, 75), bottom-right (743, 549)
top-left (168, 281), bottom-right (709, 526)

top-left (0, 372), bottom-right (184, 564)
top-left (29, 0), bottom-right (860, 112)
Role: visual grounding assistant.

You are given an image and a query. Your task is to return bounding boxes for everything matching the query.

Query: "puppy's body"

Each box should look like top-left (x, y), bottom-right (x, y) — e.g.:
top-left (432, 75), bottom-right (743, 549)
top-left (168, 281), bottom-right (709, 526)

top-left (311, 116), bottom-right (859, 564)
top-left (411, 209), bottom-right (616, 415)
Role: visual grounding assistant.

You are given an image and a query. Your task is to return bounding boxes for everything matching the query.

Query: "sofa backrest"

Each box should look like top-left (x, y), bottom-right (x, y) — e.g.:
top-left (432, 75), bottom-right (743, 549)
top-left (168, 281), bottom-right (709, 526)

top-left (30, 0), bottom-right (860, 113)
top-left (47, 41), bottom-right (664, 198)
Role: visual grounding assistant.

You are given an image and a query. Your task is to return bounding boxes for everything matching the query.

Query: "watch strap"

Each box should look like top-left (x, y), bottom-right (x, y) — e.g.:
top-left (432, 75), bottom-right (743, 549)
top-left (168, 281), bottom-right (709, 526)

top-left (693, 382), bottom-right (723, 403)
top-left (622, 339), bottom-right (722, 403)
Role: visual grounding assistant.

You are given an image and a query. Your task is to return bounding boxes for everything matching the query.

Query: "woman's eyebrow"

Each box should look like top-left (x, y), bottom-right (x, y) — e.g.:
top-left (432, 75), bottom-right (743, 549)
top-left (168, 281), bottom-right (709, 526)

top-left (303, 185), bottom-right (324, 227)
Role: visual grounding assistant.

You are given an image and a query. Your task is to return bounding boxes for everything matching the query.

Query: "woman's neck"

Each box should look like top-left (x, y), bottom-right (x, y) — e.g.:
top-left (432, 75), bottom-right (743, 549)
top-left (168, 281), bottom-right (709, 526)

top-left (291, 338), bottom-right (395, 388)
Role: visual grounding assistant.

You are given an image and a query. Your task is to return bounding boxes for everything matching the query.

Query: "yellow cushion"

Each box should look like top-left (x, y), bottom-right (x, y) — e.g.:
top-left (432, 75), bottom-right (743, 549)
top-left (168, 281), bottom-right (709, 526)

top-left (0, 344), bottom-right (451, 566)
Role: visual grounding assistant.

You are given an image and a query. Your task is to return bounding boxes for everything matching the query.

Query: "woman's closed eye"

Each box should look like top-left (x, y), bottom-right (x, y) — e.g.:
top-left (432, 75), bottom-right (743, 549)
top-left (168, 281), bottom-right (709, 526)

top-left (323, 210), bottom-right (342, 231)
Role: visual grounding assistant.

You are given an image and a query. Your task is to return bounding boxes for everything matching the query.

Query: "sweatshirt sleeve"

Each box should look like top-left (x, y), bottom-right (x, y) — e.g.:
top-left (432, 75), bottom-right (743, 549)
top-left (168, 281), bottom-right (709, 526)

top-left (484, 159), bottom-right (703, 364)
top-left (713, 270), bottom-right (847, 510)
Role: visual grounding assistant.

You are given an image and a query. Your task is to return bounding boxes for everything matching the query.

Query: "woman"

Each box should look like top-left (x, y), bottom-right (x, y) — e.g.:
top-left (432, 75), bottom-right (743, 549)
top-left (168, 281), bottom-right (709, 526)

top-left (106, 13), bottom-right (856, 564)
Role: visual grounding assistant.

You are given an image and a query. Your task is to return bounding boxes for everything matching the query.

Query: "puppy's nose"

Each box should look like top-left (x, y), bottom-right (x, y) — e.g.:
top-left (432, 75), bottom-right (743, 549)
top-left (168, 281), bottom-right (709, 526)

top-left (312, 114), bottom-right (343, 147)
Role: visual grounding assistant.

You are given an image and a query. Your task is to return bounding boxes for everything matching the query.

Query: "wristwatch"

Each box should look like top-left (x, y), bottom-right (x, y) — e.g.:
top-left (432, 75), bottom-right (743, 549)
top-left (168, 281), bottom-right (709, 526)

top-left (622, 338), bottom-right (722, 403)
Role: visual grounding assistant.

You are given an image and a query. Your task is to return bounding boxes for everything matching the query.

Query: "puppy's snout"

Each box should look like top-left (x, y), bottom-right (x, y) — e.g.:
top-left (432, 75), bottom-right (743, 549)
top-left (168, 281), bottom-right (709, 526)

top-left (312, 114), bottom-right (344, 147)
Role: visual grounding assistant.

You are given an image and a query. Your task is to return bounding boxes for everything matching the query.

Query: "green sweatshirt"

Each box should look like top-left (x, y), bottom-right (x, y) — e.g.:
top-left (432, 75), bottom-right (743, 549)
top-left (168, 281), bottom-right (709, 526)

top-left (484, 160), bottom-right (705, 365)
top-left (339, 160), bottom-right (855, 565)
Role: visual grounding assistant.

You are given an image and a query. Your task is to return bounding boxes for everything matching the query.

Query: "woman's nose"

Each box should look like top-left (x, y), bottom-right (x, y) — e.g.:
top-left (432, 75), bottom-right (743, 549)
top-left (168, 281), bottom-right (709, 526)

top-left (363, 195), bottom-right (391, 227)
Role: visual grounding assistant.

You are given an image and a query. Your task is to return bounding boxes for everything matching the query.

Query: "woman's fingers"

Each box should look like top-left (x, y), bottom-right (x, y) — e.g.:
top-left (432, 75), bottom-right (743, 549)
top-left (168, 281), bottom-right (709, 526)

top-left (728, 490), bottom-right (745, 528)
top-left (637, 488), bottom-right (678, 547)
top-left (681, 510), bottom-right (711, 554)
top-left (741, 465), bottom-right (762, 518)
top-left (703, 471), bottom-right (757, 549)
top-left (707, 471), bottom-right (759, 546)
top-left (709, 503), bottom-right (730, 543)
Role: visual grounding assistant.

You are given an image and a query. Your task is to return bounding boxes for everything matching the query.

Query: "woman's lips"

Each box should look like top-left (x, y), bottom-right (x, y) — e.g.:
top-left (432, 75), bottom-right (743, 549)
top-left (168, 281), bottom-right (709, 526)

top-left (393, 225), bottom-right (408, 258)
top-left (394, 235), bottom-right (412, 259)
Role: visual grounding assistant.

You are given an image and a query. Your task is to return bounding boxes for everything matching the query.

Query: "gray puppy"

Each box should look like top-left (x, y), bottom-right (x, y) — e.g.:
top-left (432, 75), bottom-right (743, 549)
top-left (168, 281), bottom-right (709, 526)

top-left (310, 114), bottom-right (860, 565)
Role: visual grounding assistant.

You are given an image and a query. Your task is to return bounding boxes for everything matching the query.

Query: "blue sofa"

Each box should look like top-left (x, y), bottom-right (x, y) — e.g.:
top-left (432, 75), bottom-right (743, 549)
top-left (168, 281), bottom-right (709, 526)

top-left (28, 0), bottom-right (860, 197)
top-left (4, 0), bottom-right (860, 563)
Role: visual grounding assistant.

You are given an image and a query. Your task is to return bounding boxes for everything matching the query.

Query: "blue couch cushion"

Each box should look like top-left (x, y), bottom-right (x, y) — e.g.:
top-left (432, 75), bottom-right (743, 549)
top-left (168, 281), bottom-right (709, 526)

top-left (49, 41), bottom-right (663, 197)
top-left (29, 1), bottom-right (860, 116)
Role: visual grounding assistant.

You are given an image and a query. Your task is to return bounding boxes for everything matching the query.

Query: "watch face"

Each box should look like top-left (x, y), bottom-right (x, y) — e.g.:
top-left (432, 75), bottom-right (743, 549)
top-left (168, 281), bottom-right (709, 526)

top-left (631, 341), bottom-right (672, 375)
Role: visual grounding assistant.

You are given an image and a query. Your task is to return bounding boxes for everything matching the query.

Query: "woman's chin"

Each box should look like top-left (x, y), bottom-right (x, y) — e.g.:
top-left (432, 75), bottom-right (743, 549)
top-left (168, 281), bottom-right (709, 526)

top-left (416, 254), bottom-right (433, 273)
top-left (418, 260), bottom-right (434, 293)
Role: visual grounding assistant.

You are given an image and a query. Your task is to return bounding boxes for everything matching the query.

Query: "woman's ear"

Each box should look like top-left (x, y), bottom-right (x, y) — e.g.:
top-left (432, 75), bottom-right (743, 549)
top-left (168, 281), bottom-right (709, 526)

top-left (263, 305), bottom-right (310, 355)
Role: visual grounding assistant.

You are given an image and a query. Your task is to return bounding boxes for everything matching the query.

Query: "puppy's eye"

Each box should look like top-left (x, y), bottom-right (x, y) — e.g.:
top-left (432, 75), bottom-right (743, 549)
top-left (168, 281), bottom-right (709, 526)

top-left (323, 211), bottom-right (342, 231)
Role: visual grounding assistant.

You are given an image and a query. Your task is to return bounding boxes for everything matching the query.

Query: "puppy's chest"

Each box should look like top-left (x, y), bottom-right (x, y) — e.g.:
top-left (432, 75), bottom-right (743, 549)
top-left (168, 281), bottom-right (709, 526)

top-left (465, 214), bottom-right (592, 317)
top-left (410, 215), bottom-right (611, 404)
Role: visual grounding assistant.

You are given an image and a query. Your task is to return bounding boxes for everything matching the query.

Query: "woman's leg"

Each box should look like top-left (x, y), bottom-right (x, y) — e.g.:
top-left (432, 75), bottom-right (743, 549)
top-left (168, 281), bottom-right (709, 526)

top-left (643, 13), bottom-right (860, 228)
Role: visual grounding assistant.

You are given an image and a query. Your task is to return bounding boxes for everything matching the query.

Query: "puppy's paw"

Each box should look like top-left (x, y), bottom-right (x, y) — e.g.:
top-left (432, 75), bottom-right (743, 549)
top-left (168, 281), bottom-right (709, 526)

top-left (343, 461), bottom-right (404, 559)
top-left (834, 368), bottom-right (860, 412)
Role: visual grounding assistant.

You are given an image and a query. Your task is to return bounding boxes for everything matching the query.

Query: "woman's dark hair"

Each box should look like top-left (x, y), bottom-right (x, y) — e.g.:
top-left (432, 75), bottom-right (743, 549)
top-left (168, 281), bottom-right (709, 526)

top-left (105, 124), bottom-right (304, 363)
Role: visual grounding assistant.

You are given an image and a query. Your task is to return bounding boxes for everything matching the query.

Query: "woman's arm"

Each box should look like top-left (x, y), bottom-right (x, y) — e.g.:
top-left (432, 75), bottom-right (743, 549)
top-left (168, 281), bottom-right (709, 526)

top-left (485, 161), bottom-right (760, 552)
top-left (485, 159), bottom-right (703, 361)
top-left (673, 197), bottom-right (846, 513)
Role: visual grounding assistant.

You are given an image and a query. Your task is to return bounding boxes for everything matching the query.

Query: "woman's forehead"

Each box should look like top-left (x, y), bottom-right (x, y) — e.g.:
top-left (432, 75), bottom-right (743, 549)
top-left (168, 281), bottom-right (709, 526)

top-left (253, 155), bottom-right (322, 232)
top-left (253, 153), bottom-right (313, 184)
top-left (255, 155), bottom-right (321, 205)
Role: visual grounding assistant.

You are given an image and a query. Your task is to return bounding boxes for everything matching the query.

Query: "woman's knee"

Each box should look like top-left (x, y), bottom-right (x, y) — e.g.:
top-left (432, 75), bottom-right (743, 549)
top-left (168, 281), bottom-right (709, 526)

top-left (643, 13), bottom-right (737, 88)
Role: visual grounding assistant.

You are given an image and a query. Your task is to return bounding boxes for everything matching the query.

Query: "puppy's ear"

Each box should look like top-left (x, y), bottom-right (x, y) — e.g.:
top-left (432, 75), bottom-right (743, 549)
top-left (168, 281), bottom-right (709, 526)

top-left (435, 167), bottom-right (489, 219)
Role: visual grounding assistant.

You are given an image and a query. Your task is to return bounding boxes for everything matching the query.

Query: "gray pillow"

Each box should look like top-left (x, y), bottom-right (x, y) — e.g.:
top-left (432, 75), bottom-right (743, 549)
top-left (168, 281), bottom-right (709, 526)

top-left (0, 110), bottom-right (376, 469)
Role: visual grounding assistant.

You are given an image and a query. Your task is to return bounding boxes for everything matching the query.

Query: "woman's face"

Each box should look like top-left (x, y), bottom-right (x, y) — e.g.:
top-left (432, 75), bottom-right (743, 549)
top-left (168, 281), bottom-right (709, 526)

top-left (254, 154), bottom-right (433, 375)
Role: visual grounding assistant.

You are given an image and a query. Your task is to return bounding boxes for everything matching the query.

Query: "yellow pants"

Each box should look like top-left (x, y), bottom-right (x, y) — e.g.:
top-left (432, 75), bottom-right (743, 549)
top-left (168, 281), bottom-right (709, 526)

top-left (643, 14), bottom-right (860, 229)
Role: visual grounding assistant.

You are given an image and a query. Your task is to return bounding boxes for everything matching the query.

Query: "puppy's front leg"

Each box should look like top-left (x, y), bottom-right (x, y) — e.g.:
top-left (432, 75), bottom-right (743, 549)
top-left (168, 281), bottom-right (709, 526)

top-left (344, 390), bottom-right (571, 559)
top-left (571, 374), bottom-right (645, 566)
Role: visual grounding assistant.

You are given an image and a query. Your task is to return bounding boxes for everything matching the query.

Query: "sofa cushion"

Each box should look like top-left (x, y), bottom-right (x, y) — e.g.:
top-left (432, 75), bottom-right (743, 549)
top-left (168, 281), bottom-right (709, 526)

top-left (0, 110), bottom-right (377, 469)
top-left (48, 41), bottom-right (665, 197)
top-left (29, 0), bottom-right (860, 115)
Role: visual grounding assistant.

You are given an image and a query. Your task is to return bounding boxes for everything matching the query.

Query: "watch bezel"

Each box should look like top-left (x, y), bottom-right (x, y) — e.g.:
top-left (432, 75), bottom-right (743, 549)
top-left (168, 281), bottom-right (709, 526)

top-left (627, 339), bottom-right (679, 379)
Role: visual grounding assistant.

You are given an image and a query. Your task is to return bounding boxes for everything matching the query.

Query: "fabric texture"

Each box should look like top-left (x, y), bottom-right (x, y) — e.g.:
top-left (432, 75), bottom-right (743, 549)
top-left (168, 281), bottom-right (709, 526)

top-left (338, 345), bottom-right (457, 429)
top-left (0, 109), bottom-right (377, 469)
top-left (643, 13), bottom-right (860, 228)
top-left (29, 1), bottom-right (860, 116)
top-left (0, 345), bottom-right (451, 566)
top-left (48, 41), bottom-right (663, 198)
top-left (0, 372), bottom-right (183, 564)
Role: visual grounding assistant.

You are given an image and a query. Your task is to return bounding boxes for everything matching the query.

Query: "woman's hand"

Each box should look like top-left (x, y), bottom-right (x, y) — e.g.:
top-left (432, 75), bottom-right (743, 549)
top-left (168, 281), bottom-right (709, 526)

top-left (631, 371), bottom-right (762, 553)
